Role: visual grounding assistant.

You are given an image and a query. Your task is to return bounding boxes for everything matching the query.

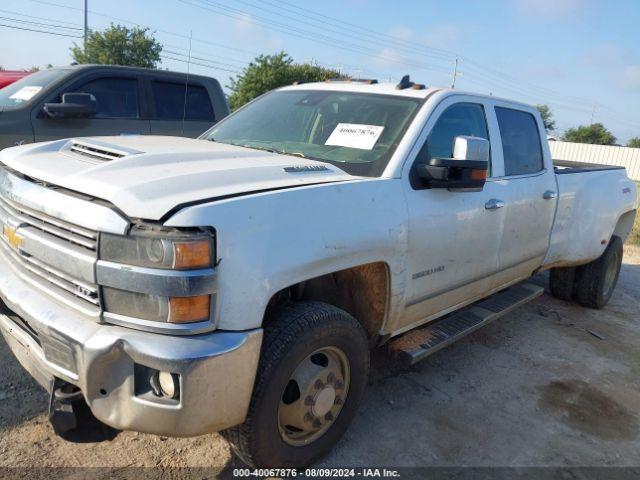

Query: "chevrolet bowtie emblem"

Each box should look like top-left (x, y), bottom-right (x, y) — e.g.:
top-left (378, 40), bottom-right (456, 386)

top-left (3, 224), bottom-right (23, 249)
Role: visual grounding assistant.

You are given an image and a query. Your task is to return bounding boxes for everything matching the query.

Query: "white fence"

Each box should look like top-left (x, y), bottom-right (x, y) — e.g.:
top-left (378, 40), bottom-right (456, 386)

top-left (549, 140), bottom-right (640, 181)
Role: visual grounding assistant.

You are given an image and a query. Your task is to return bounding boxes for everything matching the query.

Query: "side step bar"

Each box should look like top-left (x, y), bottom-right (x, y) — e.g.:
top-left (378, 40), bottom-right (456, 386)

top-left (389, 282), bottom-right (544, 366)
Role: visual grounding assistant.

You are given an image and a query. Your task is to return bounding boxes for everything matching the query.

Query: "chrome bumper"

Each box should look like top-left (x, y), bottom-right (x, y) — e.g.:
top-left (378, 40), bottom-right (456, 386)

top-left (0, 249), bottom-right (263, 437)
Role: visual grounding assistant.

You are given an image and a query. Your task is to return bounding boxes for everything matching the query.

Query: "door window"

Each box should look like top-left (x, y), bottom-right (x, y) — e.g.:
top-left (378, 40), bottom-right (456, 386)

top-left (76, 77), bottom-right (139, 118)
top-left (426, 103), bottom-right (490, 161)
top-left (151, 81), bottom-right (215, 121)
top-left (495, 107), bottom-right (543, 176)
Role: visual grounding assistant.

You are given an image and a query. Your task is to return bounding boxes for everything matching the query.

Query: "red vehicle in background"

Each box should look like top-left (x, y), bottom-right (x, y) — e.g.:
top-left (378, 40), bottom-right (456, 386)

top-left (0, 71), bottom-right (31, 89)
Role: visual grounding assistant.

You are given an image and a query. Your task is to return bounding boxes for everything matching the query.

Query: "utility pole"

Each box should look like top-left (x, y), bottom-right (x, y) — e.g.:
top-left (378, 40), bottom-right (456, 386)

top-left (83, 0), bottom-right (88, 49)
top-left (451, 57), bottom-right (461, 88)
top-left (589, 105), bottom-right (597, 124)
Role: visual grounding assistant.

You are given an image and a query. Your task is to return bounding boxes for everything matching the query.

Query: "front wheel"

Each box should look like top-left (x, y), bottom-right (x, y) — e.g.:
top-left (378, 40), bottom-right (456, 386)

top-left (224, 301), bottom-right (370, 468)
top-left (575, 236), bottom-right (623, 309)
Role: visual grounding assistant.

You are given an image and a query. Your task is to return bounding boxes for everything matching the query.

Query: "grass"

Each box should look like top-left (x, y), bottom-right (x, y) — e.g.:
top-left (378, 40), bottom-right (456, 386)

top-left (628, 182), bottom-right (640, 246)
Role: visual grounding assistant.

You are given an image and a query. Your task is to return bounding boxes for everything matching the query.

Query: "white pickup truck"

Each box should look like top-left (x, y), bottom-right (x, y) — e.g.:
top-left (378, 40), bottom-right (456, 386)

top-left (0, 77), bottom-right (637, 468)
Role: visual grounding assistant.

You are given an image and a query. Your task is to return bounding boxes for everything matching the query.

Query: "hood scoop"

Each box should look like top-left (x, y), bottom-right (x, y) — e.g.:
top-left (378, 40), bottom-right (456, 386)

top-left (63, 138), bottom-right (144, 164)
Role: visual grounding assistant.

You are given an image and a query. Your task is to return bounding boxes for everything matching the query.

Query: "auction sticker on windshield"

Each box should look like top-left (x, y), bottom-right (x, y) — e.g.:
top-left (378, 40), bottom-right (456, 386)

top-left (9, 86), bottom-right (42, 102)
top-left (325, 123), bottom-right (385, 150)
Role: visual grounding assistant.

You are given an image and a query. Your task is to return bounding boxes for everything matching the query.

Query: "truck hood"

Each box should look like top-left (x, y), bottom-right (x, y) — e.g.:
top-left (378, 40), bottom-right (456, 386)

top-left (0, 136), bottom-right (359, 220)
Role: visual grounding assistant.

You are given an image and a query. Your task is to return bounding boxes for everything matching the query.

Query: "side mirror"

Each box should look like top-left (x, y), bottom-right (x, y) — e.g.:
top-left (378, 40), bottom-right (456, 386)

top-left (44, 92), bottom-right (97, 118)
top-left (416, 136), bottom-right (489, 191)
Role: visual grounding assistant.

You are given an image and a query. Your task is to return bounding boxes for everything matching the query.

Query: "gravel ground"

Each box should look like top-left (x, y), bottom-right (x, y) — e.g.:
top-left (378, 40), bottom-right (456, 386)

top-left (1, 246), bottom-right (639, 475)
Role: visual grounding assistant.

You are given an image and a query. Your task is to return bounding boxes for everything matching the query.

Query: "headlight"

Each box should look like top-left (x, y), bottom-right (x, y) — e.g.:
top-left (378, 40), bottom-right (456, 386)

top-left (102, 288), bottom-right (211, 323)
top-left (100, 225), bottom-right (213, 270)
top-left (99, 225), bottom-right (215, 326)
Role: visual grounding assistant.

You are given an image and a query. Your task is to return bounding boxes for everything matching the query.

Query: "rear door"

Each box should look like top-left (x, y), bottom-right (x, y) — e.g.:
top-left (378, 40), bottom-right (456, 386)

top-left (147, 79), bottom-right (217, 138)
top-left (32, 73), bottom-right (150, 141)
top-left (489, 103), bottom-right (557, 285)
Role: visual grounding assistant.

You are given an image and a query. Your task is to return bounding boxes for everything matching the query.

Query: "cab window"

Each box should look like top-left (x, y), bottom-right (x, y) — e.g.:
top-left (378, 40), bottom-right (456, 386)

top-left (75, 77), bottom-right (139, 119)
top-left (495, 107), bottom-right (543, 176)
top-left (151, 81), bottom-right (215, 121)
top-left (426, 103), bottom-right (490, 163)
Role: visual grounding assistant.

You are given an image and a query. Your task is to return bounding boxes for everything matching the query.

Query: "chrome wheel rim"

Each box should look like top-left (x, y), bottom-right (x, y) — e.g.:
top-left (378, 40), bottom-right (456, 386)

top-left (278, 346), bottom-right (350, 446)
top-left (603, 249), bottom-right (620, 298)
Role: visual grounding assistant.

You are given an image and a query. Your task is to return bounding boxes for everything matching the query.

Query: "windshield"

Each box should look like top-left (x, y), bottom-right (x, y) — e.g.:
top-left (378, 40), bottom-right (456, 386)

top-left (203, 90), bottom-right (422, 177)
top-left (0, 69), bottom-right (68, 109)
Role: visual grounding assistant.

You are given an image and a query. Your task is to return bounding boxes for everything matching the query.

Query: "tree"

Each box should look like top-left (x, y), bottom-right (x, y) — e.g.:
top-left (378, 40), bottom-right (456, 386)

top-left (227, 52), bottom-right (343, 110)
top-left (70, 24), bottom-right (162, 69)
top-left (562, 123), bottom-right (616, 145)
top-left (627, 137), bottom-right (640, 148)
top-left (536, 104), bottom-right (556, 133)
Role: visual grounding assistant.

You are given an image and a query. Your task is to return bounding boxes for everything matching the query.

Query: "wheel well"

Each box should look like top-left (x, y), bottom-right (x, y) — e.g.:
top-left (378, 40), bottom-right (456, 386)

top-left (613, 209), bottom-right (637, 242)
top-left (263, 262), bottom-right (389, 345)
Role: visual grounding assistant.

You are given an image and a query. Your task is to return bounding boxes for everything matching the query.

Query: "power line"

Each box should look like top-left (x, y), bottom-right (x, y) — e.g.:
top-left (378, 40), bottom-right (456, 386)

top-left (0, 22), bottom-right (82, 38)
top-left (0, 15), bottom-right (82, 32)
top-left (180, 0), bottom-right (452, 74)
top-left (0, 8), bottom-right (83, 27)
top-left (221, 0), bottom-right (625, 117)
top-left (27, 0), bottom-right (259, 56)
top-left (164, 49), bottom-right (245, 70)
top-left (266, 0), bottom-right (453, 61)
top-left (17, 0), bottom-right (640, 132)
top-left (160, 55), bottom-right (241, 74)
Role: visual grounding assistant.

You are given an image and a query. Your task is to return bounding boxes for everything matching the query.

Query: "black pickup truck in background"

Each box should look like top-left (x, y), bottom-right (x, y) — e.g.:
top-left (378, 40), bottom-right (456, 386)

top-left (0, 64), bottom-right (229, 150)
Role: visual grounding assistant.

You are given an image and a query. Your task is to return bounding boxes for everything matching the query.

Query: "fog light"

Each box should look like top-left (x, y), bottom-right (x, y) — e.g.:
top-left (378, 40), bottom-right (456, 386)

top-left (155, 371), bottom-right (180, 399)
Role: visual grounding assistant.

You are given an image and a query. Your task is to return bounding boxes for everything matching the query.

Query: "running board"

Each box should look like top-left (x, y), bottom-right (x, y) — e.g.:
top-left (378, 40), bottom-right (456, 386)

top-left (389, 282), bottom-right (544, 366)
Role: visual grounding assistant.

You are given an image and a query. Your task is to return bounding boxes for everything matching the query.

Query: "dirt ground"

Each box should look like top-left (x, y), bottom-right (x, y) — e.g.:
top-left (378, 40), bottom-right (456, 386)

top-left (1, 246), bottom-right (640, 474)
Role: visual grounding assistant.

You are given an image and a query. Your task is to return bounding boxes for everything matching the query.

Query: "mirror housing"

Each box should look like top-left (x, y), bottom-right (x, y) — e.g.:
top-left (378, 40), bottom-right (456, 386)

top-left (416, 136), bottom-right (489, 191)
top-left (44, 93), bottom-right (97, 118)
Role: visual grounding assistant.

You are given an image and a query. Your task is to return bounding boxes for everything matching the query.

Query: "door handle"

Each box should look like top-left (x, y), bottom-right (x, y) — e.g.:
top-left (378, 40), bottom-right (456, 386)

top-left (485, 199), bottom-right (505, 210)
top-left (543, 190), bottom-right (557, 200)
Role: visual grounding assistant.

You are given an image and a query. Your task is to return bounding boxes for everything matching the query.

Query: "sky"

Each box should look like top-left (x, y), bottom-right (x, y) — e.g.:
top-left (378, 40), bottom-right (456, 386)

top-left (1, 0), bottom-right (639, 143)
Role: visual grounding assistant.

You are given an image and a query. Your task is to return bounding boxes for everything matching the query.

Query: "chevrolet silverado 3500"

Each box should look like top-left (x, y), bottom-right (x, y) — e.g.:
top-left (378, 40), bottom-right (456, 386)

top-left (0, 77), bottom-right (637, 468)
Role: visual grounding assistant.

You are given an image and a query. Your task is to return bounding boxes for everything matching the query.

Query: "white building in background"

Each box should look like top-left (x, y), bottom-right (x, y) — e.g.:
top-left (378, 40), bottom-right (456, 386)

top-left (549, 140), bottom-right (640, 181)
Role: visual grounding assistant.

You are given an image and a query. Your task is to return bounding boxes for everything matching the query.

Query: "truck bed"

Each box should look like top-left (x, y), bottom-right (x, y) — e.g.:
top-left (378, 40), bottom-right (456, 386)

top-left (553, 158), bottom-right (626, 174)
top-left (544, 163), bottom-right (637, 268)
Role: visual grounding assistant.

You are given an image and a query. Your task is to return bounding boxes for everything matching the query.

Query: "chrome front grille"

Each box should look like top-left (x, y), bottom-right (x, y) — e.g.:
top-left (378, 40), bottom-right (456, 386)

top-left (0, 191), bottom-right (100, 316)
top-left (0, 195), bottom-right (97, 250)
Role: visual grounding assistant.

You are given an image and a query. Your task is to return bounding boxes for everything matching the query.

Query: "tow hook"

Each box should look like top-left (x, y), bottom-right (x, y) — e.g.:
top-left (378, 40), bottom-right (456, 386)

top-left (48, 378), bottom-right (119, 442)
top-left (48, 379), bottom-right (83, 436)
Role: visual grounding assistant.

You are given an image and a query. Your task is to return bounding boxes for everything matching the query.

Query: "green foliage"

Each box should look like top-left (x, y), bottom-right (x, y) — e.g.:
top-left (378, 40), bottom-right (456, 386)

top-left (627, 137), bottom-right (640, 148)
top-left (227, 52), bottom-right (343, 111)
top-left (562, 123), bottom-right (616, 145)
top-left (630, 183), bottom-right (640, 246)
top-left (536, 104), bottom-right (555, 132)
top-left (70, 24), bottom-right (162, 69)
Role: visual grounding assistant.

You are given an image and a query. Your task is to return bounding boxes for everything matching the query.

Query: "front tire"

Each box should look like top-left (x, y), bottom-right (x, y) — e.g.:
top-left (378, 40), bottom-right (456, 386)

top-left (575, 236), bottom-right (623, 309)
top-left (224, 301), bottom-right (370, 468)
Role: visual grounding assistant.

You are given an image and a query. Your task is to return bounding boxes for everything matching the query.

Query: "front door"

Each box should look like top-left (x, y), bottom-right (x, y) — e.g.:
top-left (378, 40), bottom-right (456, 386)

top-left (32, 75), bottom-right (150, 142)
top-left (402, 99), bottom-right (505, 330)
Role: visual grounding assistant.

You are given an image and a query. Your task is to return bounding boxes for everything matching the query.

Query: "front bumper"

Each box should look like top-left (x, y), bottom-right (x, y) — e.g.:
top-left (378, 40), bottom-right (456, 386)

top-left (0, 247), bottom-right (263, 437)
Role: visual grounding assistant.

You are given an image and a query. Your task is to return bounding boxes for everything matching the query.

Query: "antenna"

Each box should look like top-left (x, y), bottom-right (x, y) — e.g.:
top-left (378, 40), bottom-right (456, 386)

top-left (181, 30), bottom-right (193, 137)
top-left (451, 57), bottom-right (462, 89)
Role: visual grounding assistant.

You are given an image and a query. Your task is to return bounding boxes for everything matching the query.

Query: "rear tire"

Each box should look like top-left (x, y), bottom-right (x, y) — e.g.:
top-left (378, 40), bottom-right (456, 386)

top-left (223, 301), bottom-right (369, 468)
top-left (549, 266), bottom-right (576, 301)
top-left (575, 236), bottom-right (623, 309)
